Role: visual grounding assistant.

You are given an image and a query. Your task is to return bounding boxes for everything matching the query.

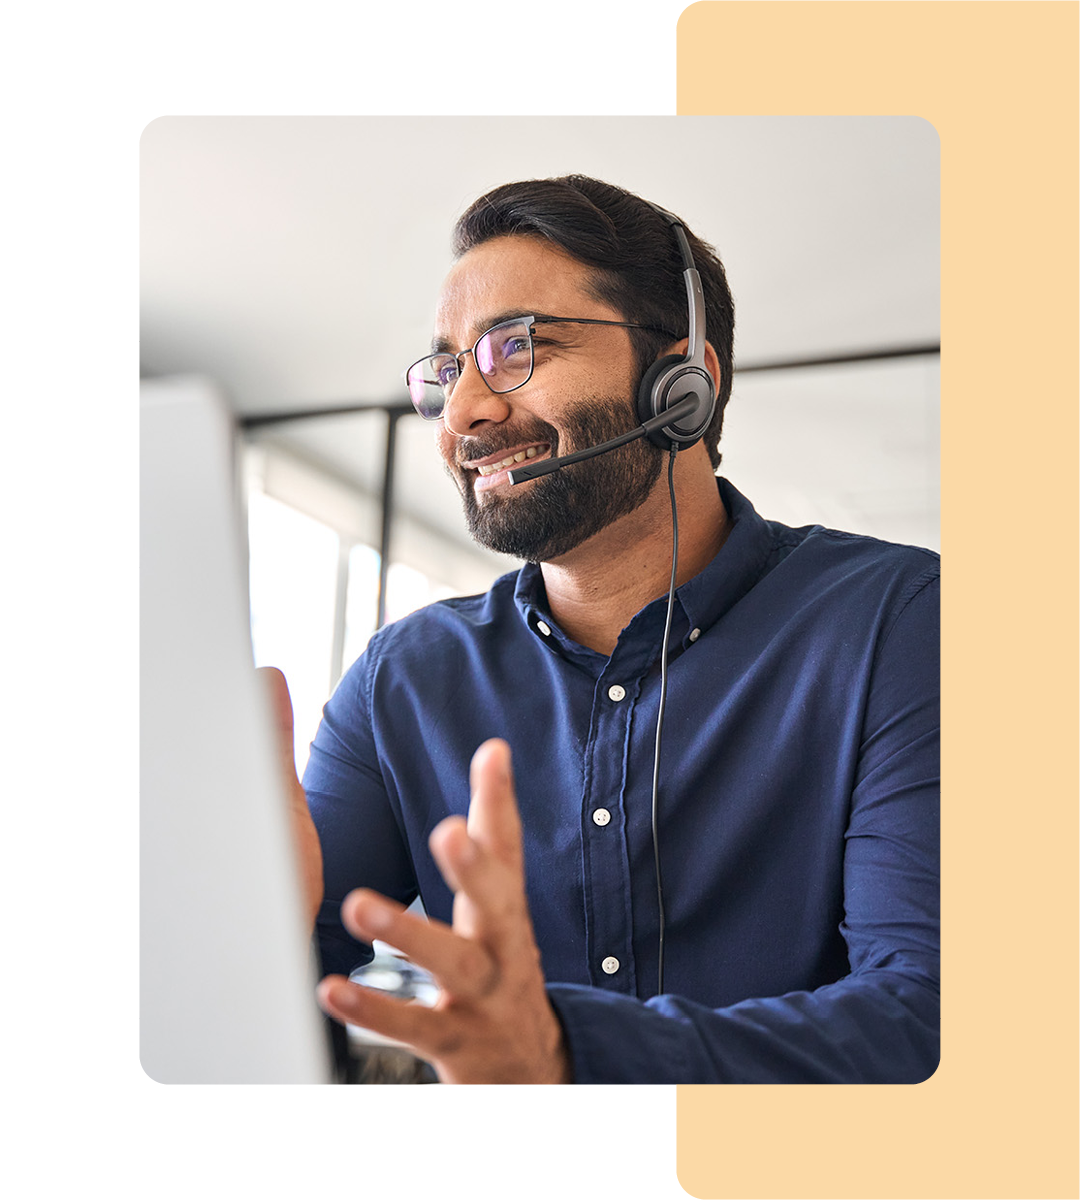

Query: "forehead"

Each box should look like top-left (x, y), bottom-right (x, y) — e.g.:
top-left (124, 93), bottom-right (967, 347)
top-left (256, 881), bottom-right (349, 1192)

top-left (433, 235), bottom-right (621, 344)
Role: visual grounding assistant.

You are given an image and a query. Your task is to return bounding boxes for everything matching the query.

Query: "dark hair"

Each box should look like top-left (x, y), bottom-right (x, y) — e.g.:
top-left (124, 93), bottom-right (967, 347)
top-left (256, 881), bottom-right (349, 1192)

top-left (452, 175), bottom-right (735, 468)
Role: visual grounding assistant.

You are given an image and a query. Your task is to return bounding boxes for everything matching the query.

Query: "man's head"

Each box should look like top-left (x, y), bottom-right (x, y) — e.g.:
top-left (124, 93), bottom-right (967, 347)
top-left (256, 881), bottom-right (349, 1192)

top-left (451, 176), bottom-right (735, 467)
top-left (425, 176), bottom-right (735, 563)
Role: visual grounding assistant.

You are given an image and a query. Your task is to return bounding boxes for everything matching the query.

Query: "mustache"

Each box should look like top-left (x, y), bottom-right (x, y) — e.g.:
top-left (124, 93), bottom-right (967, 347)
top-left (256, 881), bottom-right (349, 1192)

top-left (453, 420), bottom-right (560, 467)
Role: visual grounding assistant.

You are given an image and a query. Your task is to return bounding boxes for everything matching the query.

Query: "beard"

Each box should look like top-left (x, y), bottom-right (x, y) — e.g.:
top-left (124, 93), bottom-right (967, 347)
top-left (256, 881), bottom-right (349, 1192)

top-left (450, 396), bottom-right (665, 563)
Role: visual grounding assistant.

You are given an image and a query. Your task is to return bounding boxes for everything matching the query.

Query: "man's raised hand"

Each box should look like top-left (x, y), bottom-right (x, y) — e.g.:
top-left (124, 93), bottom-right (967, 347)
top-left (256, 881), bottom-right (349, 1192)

top-left (316, 739), bottom-right (571, 1084)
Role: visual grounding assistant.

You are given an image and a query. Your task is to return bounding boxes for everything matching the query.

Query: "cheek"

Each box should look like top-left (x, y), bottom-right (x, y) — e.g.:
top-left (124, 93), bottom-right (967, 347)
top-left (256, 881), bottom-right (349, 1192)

top-left (435, 425), bottom-right (460, 476)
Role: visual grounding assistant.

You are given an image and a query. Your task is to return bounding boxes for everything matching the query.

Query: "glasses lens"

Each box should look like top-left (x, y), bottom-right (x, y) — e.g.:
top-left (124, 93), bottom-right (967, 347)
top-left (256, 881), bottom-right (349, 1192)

top-left (405, 320), bottom-right (534, 418)
top-left (475, 320), bottom-right (533, 392)
top-left (406, 354), bottom-right (456, 419)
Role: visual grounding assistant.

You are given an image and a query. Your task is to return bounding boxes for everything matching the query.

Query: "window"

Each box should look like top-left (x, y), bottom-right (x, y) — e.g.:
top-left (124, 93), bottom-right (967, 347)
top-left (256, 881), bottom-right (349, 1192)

top-left (247, 490), bottom-right (340, 775)
top-left (246, 479), bottom-right (459, 774)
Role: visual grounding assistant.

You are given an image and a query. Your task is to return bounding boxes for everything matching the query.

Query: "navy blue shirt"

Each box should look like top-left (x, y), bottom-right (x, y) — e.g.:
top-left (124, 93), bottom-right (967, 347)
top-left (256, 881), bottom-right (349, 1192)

top-left (304, 480), bottom-right (939, 1083)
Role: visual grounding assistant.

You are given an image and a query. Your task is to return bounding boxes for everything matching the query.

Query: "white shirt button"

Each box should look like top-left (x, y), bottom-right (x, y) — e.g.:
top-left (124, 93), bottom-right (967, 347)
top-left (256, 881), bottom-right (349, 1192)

top-left (601, 956), bottom-right (620, 975)
top-left (689, 627), bottom-right (701, 642)
top-left (536, 620), bottom-right (551, 637)
top-left (607, 684), bottom-right (626, 702)
top-left (592, 808), bottom-right (611, 827)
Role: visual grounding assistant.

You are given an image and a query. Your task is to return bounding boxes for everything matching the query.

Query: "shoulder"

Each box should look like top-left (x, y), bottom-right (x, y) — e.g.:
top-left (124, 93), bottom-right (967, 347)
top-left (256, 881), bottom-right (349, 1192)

top-left (349, 568), bottom-right (523, 680)
top-left (719, 479), bottom-right (938, 617)
top-left (767, 519), bottom-right (938, 590)
top-left (753, 521), bottom-right (939, 644)
top-left (325, 568), bottom-right (530, 753)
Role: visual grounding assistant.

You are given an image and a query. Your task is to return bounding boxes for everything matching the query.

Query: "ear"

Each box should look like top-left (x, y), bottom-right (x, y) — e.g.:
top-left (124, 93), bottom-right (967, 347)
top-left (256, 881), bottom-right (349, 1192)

top-left (658, 337), bottom-right (722, 396)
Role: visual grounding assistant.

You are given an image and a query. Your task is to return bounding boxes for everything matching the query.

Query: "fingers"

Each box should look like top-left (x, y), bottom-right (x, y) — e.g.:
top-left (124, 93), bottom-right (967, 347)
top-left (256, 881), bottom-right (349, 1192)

top-left (317, 975), bottom-right (442, 1053)
top-left (466, 738), bottom-right (524, 871)
top-left (425, 815), bottom-right (473, 895)
top-left (317, 737), bottom-right (565, 1083)
top-left (416, 739), bottom-right (529, 952)
top-left (321, 739), bottom-right (534, 1064)
top-left (428, 818), bottom-right (526, 944)
top-left (340, 888), bottom-right (496, 998)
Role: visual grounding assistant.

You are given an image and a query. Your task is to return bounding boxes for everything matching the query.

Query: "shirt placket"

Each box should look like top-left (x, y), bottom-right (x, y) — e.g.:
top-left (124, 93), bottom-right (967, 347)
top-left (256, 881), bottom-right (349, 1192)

top-left (579, 647), bottom-right (653, 995)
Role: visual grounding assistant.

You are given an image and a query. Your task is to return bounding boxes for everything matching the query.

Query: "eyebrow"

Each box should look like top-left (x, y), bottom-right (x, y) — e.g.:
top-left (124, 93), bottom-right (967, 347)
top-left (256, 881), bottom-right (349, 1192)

top-left (430, 310), bottom-right (564, 355)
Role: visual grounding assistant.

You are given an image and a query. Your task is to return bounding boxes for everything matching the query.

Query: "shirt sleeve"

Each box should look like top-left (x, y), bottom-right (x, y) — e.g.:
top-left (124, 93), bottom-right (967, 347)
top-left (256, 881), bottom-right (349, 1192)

top-left (302, 647), bottom-right (420, 980)
top-left (548, 572), bottom-right (940, 1083)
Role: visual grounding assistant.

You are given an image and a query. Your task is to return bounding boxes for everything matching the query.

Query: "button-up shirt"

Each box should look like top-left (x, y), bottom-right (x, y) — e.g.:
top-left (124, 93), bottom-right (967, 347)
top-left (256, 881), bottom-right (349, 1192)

top-left (304, 479), bottom-right (939, 1082)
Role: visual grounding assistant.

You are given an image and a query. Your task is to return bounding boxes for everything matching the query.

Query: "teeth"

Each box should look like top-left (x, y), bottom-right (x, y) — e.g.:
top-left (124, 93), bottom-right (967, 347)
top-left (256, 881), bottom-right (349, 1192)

top-left (476, 446), bottom-right (541, 476)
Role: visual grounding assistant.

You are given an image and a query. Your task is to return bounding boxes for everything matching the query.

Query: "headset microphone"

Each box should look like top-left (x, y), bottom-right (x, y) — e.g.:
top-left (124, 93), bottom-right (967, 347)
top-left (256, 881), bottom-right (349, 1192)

top-left (506, 394), bottom-right (700, 485)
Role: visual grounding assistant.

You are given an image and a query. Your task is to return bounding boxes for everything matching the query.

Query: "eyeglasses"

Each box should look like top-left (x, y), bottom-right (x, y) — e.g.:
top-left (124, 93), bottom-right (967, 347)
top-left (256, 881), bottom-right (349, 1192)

top-left (403, 314), bottom-right (674, 420)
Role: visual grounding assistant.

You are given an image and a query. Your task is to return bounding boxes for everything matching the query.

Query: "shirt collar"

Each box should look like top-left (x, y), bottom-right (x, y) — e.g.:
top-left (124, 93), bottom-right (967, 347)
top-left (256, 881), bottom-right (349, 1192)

top-left (676, 477), bottom-right (775, 639)
top-left (513, 477), bottom-right (775, 655)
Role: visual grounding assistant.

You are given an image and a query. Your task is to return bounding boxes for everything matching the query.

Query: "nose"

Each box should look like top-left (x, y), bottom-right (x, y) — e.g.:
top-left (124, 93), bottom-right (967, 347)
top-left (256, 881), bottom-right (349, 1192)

top-left (440, 355), bottom-right (512, 436)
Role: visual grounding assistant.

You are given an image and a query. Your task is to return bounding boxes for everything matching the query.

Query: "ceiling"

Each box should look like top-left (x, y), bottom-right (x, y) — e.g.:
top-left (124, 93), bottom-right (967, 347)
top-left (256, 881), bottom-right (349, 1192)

top-left (140, 115), bottom-right (941, 575)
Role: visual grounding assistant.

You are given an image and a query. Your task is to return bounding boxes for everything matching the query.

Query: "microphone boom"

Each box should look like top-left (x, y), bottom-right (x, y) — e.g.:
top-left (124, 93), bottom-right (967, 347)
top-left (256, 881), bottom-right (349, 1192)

top-left (507, 394), bottom-right (698, 484)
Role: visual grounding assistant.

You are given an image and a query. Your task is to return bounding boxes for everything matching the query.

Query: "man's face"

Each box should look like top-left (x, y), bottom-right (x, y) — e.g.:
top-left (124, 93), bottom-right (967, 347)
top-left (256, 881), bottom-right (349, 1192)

top-left (432, 235), bottom-right (664, 563)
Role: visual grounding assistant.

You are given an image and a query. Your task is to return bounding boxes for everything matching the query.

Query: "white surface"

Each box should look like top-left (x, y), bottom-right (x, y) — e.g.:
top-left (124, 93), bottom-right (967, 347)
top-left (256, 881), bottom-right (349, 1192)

top-left (140, 376), bottom-right (330, 1082)
top-left (723, 354), bottom-right (941, 551)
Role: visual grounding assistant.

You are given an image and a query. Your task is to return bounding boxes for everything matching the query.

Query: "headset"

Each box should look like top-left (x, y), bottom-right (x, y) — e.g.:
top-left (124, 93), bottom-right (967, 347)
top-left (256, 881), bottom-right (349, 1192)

top-left (634, 203), bottom-right (716, 450)
top-left (507, 202), bottom-right (715, 482)
top-left (509, 203), bottom-right (715, 995)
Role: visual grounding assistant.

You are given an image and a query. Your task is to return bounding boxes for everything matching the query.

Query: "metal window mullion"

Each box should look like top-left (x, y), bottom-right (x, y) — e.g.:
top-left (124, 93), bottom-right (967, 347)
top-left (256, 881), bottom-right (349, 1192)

top-left (329, 536), bottom-right (352, 691)
top-left (376, 408), bottom-right (401, 630)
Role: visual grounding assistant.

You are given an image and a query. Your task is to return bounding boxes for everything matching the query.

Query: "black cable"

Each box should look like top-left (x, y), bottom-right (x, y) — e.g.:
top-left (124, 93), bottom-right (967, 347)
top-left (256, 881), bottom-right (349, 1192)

top-left (651, 446), bottom-right (680, 996)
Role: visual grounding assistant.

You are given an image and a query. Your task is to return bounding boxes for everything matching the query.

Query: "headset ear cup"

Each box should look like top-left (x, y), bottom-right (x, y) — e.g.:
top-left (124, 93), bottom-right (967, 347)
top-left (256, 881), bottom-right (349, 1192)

top-left (635, 354), bottom-right (686, 429)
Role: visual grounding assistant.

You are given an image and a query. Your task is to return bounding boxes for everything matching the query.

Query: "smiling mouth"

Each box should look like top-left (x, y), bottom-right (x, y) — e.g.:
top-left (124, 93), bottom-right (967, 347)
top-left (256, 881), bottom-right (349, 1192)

top-left (466, 444), bottom-right (550, 477)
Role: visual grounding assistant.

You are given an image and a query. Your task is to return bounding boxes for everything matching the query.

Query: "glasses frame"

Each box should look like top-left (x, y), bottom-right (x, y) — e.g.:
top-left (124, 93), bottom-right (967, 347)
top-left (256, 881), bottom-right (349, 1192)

top-left (403, 314), bottom-right (676, 420)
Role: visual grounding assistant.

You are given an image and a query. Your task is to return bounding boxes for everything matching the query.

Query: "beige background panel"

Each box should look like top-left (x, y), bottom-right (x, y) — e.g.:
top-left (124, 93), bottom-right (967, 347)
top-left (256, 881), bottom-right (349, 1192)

top-left (675, 3), bottom-right (1078, 1198)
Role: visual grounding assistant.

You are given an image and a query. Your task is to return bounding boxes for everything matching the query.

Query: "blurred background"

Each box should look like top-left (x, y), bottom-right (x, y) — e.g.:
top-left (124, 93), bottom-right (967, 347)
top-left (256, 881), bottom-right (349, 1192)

top-left (140, 115), bottom-right (939, 769)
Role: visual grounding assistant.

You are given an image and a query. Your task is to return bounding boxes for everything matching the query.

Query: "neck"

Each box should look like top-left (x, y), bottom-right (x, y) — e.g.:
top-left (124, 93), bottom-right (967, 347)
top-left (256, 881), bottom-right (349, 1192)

top-left (539, 450), bottom-right (729, 656)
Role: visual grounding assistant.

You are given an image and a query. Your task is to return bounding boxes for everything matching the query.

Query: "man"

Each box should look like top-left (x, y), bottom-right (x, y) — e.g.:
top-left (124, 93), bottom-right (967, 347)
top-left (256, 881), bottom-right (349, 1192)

top-left (288, 175), bottom-right (939, 1084)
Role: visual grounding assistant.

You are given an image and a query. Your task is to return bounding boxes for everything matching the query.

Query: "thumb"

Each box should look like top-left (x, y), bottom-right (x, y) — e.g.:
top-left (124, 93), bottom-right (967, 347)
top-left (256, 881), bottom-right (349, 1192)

top-left (259, 666), bottom-right (323, 922)
top-left (258, 666), bottom-right (301, 789)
